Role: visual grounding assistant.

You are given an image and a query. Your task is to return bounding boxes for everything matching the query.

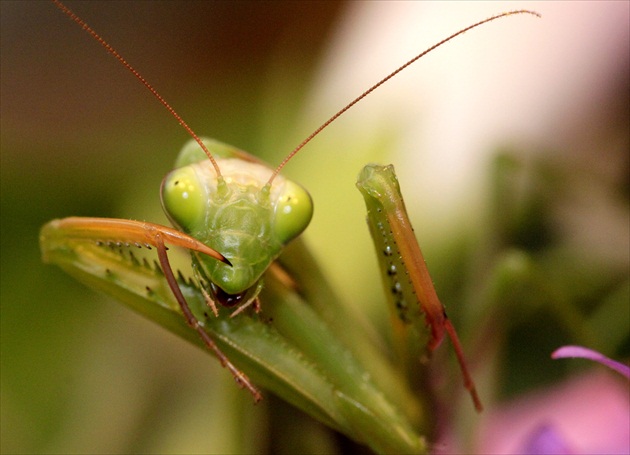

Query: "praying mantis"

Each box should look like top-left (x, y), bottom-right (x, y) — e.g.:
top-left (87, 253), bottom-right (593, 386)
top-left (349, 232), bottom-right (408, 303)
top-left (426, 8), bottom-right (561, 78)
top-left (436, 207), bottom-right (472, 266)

top-left (40, 1), bottom-right (539, 452)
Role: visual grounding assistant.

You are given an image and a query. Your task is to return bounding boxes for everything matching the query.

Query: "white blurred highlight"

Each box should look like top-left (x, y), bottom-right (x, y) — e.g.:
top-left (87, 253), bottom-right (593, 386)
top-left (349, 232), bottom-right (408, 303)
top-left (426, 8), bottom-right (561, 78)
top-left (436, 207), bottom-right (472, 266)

top-left (304, 1), bottom-right (629, 229)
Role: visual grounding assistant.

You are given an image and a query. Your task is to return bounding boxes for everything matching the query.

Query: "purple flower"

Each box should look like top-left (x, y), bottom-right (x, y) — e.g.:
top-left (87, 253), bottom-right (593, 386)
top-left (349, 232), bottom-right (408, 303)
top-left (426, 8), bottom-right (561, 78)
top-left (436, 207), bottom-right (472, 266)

top-left (521, 423), bottom-right (575, 454)
top-left (551, 345), bottom-right (630, 378)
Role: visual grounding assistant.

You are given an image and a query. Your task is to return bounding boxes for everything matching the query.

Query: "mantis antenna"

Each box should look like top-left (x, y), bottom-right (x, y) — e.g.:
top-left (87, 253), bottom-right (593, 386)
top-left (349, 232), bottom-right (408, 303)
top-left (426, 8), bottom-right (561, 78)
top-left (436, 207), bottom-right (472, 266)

top-left (51, 0), bottom-right (224, 179)
top-left (267, 9), bottom-right (540, 185)
top-left (52, 0), bottom-right (538, 187)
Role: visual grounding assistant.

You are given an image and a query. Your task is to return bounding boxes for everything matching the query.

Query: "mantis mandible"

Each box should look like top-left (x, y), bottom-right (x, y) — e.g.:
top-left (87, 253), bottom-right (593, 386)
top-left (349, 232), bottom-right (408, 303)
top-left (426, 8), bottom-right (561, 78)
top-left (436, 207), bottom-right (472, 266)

top-left (42, 0), bottom-right (539, 416)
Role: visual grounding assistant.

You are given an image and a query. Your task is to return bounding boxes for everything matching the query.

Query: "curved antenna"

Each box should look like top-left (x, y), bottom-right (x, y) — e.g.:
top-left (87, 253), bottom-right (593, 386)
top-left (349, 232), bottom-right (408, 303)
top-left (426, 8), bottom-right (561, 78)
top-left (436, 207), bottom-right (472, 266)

top-left (267, 9), bottom-right (540, 185)
top-left (52, 0), bottom-right (223, 178)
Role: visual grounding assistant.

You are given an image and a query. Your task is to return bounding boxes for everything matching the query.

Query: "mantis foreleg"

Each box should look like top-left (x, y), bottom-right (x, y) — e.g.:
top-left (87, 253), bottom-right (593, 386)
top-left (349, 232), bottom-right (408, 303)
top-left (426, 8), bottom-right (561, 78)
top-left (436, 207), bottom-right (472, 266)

top-left (43, 217), bottom-right (229, 264)
top-left (154, 233), bottom-right (262, 402)
top-left (42, 216), bottom-right (262, 402)
top-left (357, 164), bottom-right (483, 412)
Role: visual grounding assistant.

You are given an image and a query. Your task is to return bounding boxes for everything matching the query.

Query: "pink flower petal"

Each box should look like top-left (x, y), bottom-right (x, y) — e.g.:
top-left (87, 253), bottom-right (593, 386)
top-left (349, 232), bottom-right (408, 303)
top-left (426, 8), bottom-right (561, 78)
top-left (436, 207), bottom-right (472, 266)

top-left (475, 372), bottom-right (630, 454)
top-left (552, 346), bottom-right (630, 378)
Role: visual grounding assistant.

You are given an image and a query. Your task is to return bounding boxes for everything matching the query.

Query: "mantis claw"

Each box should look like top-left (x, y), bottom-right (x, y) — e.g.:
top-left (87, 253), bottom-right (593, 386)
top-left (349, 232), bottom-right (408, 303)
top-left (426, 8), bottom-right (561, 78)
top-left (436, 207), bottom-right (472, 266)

top-left (48, 217), bottom-right (230, 264)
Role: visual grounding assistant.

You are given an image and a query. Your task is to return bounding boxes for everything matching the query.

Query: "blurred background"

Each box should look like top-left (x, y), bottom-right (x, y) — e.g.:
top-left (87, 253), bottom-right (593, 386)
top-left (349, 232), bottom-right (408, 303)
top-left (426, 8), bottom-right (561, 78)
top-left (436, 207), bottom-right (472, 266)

top-left (2, 1), bottom-right (628, 453)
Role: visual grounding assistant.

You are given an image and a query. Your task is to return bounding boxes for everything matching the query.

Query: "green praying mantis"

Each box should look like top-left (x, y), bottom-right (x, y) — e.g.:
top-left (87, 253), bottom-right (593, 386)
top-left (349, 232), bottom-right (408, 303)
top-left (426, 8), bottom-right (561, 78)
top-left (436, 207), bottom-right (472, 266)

top-left (40, 1), bottom-right (539, 451)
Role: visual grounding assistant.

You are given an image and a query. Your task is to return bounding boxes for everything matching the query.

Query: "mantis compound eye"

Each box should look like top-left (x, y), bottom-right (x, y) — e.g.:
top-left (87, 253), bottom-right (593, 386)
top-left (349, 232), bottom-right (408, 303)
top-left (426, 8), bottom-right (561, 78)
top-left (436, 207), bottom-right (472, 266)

top-left (161, 166), bottom-right (207, 232)
top-left (273, 180), bottom-right (313, 245)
